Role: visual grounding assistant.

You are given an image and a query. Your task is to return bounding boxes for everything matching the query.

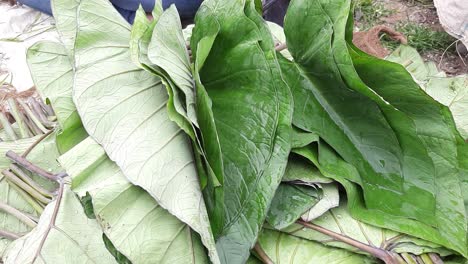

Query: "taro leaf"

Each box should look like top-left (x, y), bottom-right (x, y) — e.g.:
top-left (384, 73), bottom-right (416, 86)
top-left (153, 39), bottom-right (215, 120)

top-left (50, 0), bottom-right (81, 52)
top-left (256, 229), bottom-right (375, 264)
top-left (69, 0), bottom-right (218, 261)
top-left (293, 141), bottom-right (461, 257)
top-left (2, 186), bottom-right (115, 263)
top-left (59, 137), bottom-right (209, 264)
top-left (0, 134), bottom-right (61, 257)
top-left (284, 0), bottom-right (467, 255)
top-left (424, 76), bottom-right (468, 139)
top-left (191, 0), bottom-right (293, 262)
top-left (266, 21), bottom-right (292, 60)
top-left (148, 5), bottom-right (198, 126)
top-left (291, 126), bottom-right (319, 149)
top-left (27, 41), bottom-right (87, 153)
top-left (266, 184), bottom-right (321, 229)
top-left (281, 201), bottom-right (452, 257)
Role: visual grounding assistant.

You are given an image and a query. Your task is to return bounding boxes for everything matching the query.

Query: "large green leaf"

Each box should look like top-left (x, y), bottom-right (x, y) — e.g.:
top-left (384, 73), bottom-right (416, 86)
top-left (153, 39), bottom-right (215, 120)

top-left (27, 41), bottom-right (87, 153)
top-left (256, 229), bottom-right (375, 264)
top-left (294, 141), bottom-right (464, 257)
top-left (2, 186), bottom-right (115, 263)
top-left (68, 0), bottom-right (218, 261)
top-left (191, 0), bottom-right (293, 262)
top-left (59, 137), bottom-right (209, 264)
top-left (283, 0), bottom-right (466, 255)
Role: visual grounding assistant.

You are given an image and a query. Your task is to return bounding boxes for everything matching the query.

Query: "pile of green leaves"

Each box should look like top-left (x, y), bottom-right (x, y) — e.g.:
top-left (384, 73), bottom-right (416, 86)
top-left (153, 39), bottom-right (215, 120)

top-left (0, 0), bottom-right (467, 263)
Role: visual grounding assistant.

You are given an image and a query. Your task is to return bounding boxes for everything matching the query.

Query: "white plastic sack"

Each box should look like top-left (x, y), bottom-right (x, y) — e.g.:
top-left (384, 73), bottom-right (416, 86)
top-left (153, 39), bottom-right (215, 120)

top-left (434, 0), bottom-right (468, 49)
top-left (0, 3), bottom-right (58, 92)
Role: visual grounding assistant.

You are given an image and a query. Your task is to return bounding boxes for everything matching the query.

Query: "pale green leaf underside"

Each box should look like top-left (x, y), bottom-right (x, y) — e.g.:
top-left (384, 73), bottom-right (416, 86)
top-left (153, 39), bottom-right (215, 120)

top-left (59, 137), bottom-right (209, 264)
top-left (257, 229), bottom-right (375, 264)
top-left (3, 186), bottom-right (115, 264)
top-left (69, 0), bottom-right (217, 261)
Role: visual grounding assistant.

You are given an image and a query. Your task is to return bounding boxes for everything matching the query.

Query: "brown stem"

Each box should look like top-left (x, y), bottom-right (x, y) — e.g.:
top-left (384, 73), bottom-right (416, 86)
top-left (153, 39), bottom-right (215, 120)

top-left (0, 201), bottom-right (37, 228)
top-left (296, 220), bottom-right (398, 264)
top-left (2, 170), bottom-right (51, 205)
top-left (17, 100), bottom-right (49, 134)
top-left (428, 253), bottom-right (443, 264)
top-left (253, 243), bottom-right (274, 264)
top-left (9, 164), bottom-right (54, 198)
top-left (21, 129), bottom-right (53, 158)
top-left (0, 229), bottom-right (21, 240)
top-left (275, 42), bottom-right (287, 52)
top-left (6, 151), bottom-right (56, 181)
top-left (32, 179), bottom-right (64, 263)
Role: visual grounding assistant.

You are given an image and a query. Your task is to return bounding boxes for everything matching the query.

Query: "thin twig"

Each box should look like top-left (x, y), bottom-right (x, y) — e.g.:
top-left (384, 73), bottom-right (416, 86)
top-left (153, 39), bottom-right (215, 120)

top-left (0, 201), bottom-right (37, 228)
top-left (21, 129), bottom-right (53, 158)
top-left (9, 164), bottom-right (54, 198)
top-left (0, 229), bottom-right (21, 240)
top-left (253, 243), bottom-right (274, 264)
top-left (2, 170), bottom-right (51, 204)
top-left (6, 151), bottom-right (55, 181)
top-left (438, 40), bottom-right (458, 70)
top-left (296, 220), bottom-right (398, 264)
top-left (31, 179), bottom-right (64, 263)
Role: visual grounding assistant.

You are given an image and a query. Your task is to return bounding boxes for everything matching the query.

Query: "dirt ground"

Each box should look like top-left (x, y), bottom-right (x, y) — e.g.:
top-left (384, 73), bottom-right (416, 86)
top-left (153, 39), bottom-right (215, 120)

top-left (354, 0), bottom-right (468, 76)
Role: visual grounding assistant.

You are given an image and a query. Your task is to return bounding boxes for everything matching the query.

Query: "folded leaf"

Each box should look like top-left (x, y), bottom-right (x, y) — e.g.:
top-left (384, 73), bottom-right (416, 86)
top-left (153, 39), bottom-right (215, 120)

top-left (283, 0), bottom-right (467, 255)
top-left (2, 186), bottom-right (115, 263)
top-left (59, 137), bottom-right (209, 264)
top-left (67, 0), bottom-right (218, 261)
top-left (191, 0), bottom-right (293, 262)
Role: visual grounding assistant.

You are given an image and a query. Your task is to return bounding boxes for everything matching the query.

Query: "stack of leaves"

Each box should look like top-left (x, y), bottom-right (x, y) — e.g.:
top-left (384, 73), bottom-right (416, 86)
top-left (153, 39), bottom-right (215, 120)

top-left (0, 0), bottom-right (466, 263)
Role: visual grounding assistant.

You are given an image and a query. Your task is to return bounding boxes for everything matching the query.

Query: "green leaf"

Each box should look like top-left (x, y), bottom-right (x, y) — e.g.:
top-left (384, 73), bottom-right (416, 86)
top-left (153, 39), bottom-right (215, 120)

top-left (59, 137), bottom-right (210, 264)
top-left (26, 41), bottom-right (87, 153)
top-left (50, 0), bottom-right (81, 52)
top-left (68, 0), bottom-right (218, 261)
top-left (283, 0), bottom-right (467, 255)
top-left (281, 200), bottom-right (452, 257)
top-left (266, 184), bottom-right (320, 229)
top-left (148, 5), bottom-right (198, 126)
top-left (2, 186), bottom-right (116, 263)
top-left (423, 76), bottom-right (468, 139)
top-left (191, 0), bottom-right (293, 262)
top-left (294, 141), bottom-right (462, 257)
top-left (256, 229), bottom-right (375, 264)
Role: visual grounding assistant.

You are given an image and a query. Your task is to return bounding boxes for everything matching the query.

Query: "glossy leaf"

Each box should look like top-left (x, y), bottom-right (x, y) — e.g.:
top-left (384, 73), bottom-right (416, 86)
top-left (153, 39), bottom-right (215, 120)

top-left (191, 0), bottom-right (293, 262)
top-left (283, 0), bottom-right (467, 255)
top-left (59, 137), bottom-right (209, 264)
top-left (68, 0), bottom-right (218, 261)
top-left (2, 186), bottom-right (115, 263)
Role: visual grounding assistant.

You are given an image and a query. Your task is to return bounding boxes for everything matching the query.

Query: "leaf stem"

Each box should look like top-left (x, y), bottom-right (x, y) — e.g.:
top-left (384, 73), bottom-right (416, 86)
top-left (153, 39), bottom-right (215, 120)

top-left (9, 164), bottom-right (54, 198)
top-left (7, 181), bottom-right (45, 214)
top-left (296, 220), bottom-right (398, 264)
top-left (2, 170), bottom-right (51, 204)
top-left (0, 111), bottom-right (17, 141)
top-left (21, 129), bottom-right (53, 158)
top-left (0, 201), bottom-right (37, 228)
top-left (253, 243), bottom-right (274, 264)
top-left (275, 42), bottom-right (288, 52)
top-left (6, 151), bottom-right (56, 181)
top-left (7, 98), bottom-right (31, 139)
top-left (32, 179), bottom-right (64, 263)
top-left (17, 100), bottom-right (49, 134)
top-left (0, 229), bottom-right (21, 240)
